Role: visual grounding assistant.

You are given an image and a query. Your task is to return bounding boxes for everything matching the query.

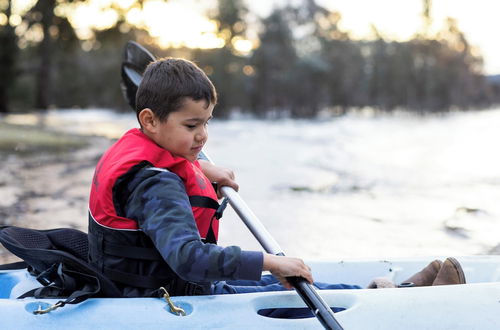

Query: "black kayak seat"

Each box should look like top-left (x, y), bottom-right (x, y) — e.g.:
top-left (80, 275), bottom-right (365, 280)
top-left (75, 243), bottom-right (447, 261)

top-left (0, 226), bottom-right (122, 299)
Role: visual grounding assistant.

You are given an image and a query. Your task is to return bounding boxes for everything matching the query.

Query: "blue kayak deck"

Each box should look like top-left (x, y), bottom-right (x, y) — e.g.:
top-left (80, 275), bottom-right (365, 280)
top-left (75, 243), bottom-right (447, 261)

top-left (2, 256), bottom-right (500, 329)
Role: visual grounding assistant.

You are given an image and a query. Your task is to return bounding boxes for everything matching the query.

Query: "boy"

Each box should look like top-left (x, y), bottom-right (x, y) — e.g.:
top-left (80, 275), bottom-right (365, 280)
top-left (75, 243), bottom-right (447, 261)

top-left (88, 58), bottom-right (465, 298)
top-left (88, 58), bottom-right (317, 297)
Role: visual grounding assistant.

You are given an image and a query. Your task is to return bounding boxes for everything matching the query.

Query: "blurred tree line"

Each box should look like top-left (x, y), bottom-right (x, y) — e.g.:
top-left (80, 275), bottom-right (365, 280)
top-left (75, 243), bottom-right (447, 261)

top-left (1, 0), bottom-right (499, 117)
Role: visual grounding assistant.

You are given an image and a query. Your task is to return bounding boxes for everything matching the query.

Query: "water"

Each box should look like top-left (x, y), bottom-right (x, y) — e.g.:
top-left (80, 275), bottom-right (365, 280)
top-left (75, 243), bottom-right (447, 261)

top-left (6, 108), bottom-right (500, 259)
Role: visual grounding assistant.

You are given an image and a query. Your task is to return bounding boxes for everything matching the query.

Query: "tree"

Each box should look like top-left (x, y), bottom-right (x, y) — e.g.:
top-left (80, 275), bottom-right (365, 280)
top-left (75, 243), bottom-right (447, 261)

top-left (250, 6), bottom-right (298, 117)
top-left (207, 0), bottom-right (250, 117)
top-left (9, 0), bottom-right (129, 111)
top-left (32, 0), bottom-right (56, 109)
top-left (212, 0), bottom-right (248, 47)
top-left (312, 8), bottom-right (365, 112)
top-left (0, 0), bottom-right (18, 113)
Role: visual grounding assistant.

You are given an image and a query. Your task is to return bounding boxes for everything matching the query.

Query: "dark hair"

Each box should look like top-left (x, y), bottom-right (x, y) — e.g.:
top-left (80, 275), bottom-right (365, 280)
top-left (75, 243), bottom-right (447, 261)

top-left (135, 58), bottom-right (217, 122)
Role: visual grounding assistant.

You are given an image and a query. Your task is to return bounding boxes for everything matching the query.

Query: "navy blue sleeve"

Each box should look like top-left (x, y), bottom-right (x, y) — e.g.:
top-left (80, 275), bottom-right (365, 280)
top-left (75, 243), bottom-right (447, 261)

top-left (123, 168), bottom-right (263, 282)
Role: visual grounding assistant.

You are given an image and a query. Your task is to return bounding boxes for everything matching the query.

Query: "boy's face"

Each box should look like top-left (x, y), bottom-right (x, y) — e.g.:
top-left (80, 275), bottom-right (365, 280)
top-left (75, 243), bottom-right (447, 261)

top-left (152, 98), bottom-right (214, 162)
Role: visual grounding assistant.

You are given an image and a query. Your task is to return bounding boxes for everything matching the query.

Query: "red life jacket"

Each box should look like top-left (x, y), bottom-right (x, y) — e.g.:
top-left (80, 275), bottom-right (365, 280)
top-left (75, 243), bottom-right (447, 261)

top-left (89, 128), bottom-right (219, 242)
top-left (87, 128), bottom-right (219, 297)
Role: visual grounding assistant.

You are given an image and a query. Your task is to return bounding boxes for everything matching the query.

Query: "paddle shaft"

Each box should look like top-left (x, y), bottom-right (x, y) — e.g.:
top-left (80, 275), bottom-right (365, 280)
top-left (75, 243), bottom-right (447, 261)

top-left (201, 152), bottom-right (343, 330)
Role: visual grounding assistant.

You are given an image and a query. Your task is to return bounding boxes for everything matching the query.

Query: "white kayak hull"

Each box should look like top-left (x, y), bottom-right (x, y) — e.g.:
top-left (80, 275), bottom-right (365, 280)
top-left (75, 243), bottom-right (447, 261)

top-left (1, 256), bottom-right (499, 329)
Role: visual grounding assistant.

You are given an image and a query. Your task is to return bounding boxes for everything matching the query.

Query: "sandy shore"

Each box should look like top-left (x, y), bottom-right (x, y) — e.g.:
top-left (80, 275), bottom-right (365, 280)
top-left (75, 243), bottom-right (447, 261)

top-left (0, 132), bottom-right (113, 263)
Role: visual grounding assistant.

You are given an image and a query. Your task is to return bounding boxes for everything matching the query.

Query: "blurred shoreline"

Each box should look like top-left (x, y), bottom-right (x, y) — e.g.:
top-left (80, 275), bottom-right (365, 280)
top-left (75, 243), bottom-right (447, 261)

top-left (1, 109), bottom-right (499, 264)
top-left (0, 123), bottom-right (113, 263)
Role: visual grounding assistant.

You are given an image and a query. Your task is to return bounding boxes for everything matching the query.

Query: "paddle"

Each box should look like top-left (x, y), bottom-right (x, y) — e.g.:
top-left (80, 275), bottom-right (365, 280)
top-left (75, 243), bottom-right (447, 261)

top-left (120, 41), bottom-right (343, 330)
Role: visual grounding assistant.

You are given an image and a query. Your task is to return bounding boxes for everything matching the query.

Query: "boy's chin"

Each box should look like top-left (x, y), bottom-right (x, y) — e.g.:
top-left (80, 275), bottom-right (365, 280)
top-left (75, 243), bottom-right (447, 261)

top-left (193, 150), bottom-right (203, 160)
top-left (171, 152), bottom-right (197, 162)
top-left (185, 153), bottom-right (199, 162)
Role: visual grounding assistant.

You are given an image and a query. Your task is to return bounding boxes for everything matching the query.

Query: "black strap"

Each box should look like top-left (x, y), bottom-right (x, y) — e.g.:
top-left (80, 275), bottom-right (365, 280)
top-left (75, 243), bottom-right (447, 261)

top-left (103, 266), bottom-right (173, 289)
top-left (102, 240), bottom-right (163, 261)
top-left (36, 263), bottom-right (61, 286)
top-left (183, 281), bottom-right (209, 295)
top-left (103, 266), bottom-right (207, 295)
top-left (17, 286), bottom-right (64, 300)
top-left (88, 232), bottom-right (162, 261)
top-left (204, 226), bottom-right (217, 245)
top-left (189, 196), bottom-right (225, 244)
top-left (17, 287), bottom-right (42, 299)
top-left (18, 281), bottom-right (100, 301)
top-left (189, 196), bottom-right (219, 210)
top-left (0, 261), bottom-right (27, 270)
top-left (18, 262), bottom-right (102, 309)
top-left (51, 282), bottom-right (101, 308)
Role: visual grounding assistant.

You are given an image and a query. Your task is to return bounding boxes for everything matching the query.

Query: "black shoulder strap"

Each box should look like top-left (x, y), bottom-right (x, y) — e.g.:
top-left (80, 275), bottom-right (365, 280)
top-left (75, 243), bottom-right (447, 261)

top-left (0, 261), bottom-right (27, 270)
top-left (189, 195), bottom-right (220, 210)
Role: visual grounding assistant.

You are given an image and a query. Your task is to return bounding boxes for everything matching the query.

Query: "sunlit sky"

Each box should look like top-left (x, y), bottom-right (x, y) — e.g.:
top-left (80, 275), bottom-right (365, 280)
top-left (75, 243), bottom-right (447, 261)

top-left (253, 0), bottom-right (500, 75)
top-left (4, 0), bottom-right (500, 74)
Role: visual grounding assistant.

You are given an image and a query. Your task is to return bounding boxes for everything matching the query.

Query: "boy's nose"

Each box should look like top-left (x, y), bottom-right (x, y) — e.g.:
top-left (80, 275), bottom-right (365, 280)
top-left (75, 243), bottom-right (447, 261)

top-left (195, 128), bottom-right (207, 142)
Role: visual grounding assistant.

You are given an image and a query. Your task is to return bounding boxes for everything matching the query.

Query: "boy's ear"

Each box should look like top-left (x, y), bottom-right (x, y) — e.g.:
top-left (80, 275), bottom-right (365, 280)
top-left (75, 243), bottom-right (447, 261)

top-left (138, 108), bottom-right (158, 133)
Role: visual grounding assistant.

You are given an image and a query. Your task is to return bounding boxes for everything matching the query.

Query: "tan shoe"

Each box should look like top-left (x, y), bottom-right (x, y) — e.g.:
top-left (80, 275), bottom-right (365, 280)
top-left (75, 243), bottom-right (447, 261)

top-left (432, 257), bottom-right (466, 286)
top-left (398, 260), bottom-right (442, 287)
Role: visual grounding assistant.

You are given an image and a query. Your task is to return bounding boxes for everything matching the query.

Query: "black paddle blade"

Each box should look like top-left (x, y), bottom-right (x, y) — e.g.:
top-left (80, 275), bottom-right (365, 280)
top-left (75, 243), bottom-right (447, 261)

top-left (121, 41), bottom-right (157, 110)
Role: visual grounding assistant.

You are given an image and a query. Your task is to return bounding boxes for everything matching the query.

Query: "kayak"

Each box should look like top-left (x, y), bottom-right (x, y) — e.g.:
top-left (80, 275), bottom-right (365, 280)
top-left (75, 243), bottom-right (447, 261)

top-left (1, 256), bottom-right (499, 329)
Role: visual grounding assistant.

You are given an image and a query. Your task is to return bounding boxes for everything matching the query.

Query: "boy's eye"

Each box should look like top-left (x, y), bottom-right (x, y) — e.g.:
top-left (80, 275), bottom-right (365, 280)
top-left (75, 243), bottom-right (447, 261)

top-left (185, 124), bottom-right (196, 129)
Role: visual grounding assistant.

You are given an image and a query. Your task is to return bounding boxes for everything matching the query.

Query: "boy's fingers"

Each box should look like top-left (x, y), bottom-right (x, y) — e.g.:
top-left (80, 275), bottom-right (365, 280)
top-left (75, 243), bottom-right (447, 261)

top-left (218, 178), bottom-right (239, 192)
top-left (279, 278), bottom-right (293, 289)
top-left (301, 269), bottom-right (314, 285)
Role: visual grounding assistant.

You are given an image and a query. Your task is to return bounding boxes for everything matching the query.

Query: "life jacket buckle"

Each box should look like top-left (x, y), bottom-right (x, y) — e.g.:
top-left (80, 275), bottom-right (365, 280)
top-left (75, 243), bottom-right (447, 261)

top-left (215, 197), bottom-right (229, 220)
top-left (36, 263), bottom-right (59, 286)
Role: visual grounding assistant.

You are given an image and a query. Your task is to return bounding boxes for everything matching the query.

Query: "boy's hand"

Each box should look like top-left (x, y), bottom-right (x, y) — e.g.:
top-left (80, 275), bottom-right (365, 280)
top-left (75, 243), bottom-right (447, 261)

top-left (263, 254), bottom-right (314, 289)
top-left (198, 160), bottom-right (239, 197)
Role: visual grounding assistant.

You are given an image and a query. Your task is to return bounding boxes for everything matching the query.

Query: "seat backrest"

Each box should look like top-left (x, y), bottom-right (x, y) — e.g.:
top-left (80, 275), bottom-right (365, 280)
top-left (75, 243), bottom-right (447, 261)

top-left (0, 226), bottom-right (122, 298)
top-left (45, 228), bottom-right (88, 261)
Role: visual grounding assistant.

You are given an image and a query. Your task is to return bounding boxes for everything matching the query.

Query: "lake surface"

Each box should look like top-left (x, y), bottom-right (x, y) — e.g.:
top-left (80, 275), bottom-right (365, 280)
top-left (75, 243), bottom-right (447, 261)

top-left (6, 108), bottom-right (500, 260)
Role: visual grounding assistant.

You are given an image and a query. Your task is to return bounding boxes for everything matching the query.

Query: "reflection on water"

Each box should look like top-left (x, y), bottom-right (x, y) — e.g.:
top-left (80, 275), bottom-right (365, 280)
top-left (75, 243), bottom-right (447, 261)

top-left (4, 109), bottom-right (138, 139)
top-left (4, 108), bottom-right (500, 259)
